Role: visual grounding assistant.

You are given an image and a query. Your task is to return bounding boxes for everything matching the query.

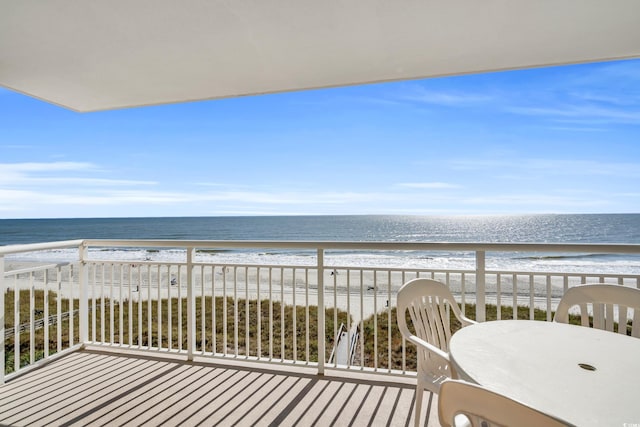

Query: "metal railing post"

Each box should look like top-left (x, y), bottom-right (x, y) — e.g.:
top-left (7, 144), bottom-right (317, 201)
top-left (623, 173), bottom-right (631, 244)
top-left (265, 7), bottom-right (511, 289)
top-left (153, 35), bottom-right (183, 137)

top-left (79, 242), bottom-right (89, 345)
top-left (317, 248), bottom-right (325, 375)
top-left (187, 247), bottom-right (196, 360)
top-left (1, 254), bottom-right (5, 384)
top-left (475, 250), bottom-right (486, 322)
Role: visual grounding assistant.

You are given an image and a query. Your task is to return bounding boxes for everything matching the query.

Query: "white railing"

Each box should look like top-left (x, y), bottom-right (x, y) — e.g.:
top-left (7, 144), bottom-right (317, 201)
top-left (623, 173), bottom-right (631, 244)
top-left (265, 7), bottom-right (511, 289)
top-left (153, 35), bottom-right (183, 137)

top-left (2, 239), bottom-right (640, 384)
top-left (0, 240), bottom-right (84, 384)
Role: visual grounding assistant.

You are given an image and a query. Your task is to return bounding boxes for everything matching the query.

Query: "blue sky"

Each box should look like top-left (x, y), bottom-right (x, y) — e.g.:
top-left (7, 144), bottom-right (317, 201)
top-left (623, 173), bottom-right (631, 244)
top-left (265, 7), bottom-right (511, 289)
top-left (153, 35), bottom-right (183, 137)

top-left (1, 59), bottom-right (639, 219)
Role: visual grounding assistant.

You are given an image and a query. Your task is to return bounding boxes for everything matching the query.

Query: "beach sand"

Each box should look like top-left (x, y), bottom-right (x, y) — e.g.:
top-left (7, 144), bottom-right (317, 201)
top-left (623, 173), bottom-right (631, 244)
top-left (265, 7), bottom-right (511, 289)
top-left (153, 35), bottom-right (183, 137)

top-left (2, 260), bottom-right (575, 323)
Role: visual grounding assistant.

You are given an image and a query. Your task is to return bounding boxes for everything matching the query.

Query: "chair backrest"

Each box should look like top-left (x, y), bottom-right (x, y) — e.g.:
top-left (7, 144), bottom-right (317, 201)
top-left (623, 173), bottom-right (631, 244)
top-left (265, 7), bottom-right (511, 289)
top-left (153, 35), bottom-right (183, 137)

top-left (553, 284), bottom-right (640, 338)
top-left (397, 278), bottom-right (472, 353)
top-left (438, 380), bottom-right (572, 427)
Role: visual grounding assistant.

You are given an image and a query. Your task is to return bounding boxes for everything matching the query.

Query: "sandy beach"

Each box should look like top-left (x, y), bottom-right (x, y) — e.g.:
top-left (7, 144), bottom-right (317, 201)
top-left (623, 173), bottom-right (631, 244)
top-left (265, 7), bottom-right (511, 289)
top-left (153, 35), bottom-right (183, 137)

top-left (2, 259), bottom-right (580, 323)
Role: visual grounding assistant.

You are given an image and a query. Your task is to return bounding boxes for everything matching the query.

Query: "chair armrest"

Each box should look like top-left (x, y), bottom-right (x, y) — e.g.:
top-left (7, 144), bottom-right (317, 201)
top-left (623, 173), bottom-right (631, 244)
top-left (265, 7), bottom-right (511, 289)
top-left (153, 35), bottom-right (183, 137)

top-left (405, 334), bottom-right (450, 362)
top-left (460, 317), bottom-right (477, 326)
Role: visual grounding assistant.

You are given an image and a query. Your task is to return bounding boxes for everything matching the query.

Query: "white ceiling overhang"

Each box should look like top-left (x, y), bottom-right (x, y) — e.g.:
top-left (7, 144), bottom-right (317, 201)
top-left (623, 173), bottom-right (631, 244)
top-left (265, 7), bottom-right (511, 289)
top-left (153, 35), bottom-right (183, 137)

top-left (2, 1), bottom-right (640, 112)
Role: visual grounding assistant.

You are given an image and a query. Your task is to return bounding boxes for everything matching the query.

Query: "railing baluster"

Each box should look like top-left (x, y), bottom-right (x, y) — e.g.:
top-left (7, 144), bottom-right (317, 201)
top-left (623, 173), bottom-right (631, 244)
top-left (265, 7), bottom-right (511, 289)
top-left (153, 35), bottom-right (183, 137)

top-left (495, 273), bottom-right (501, 320)
top-left (461, 272), bottom-right (466, 314)
top-left (212, 266), bottom-right (216, 354)
top-left (167, 265), bottom-right (172, 351)
top-left (157, 265), bottom-right (161, 350)
top-left (373, 270), bottom-right (378, 371)
top-left (359, 269), bottom-right (364, 370)
top-left (475, 251), bottom-right (486, 322)
top-left (101, 263), bottom-right (105, 343)
top-left (147, 264), bottom-right (152, 349)
top-left (58, 267), bottom-right (62, 352)
top-left (546, 276), bottom-right (552, 321)
top-left (512, 273), bottom-right (518, 319)
top-left (14, 273), bottom-right (19, 372)
top-left (317, 249), bottom-right (325, 375)
top-left (529, 274), bottom-right (535, 320)
top-left (278, 268), bottom-right (283, 361)
top-left (44, 269), bottom-right (50, 357)
top-left (401, 270), bottom-right (406, 373)
top-left (178, 264), bottom-right (183, 352)
top-left (387, 271), bottom-right (391, 372)
top-left (187, 248), bottom-right (195, 360)
top-left (70, 264), bottom-right (75, 347)
top-left (292, 268), bottom-right (296, 362)
top-left (118, 265), bottom-right (123, 345)
top-left (128, 264), bottom-right (133, 347)
top-left (346, 268), bottom-right (351, 369)
top-left (29, 272), bottom-right (35, 365)
top-left (201, 264), bottom-right (205, 356)
top-left (635, 278), bottom-right (640, 330)
top-left (257, 267), bottom-right (261, 359)
top-left (0, 254), bottom-right (4, 384)
top-left (305, 268), bottom-right (309, 364)
top-left (268, 267), bottom-right (273, 361)
top-left (138, 266), bottom-right (142, 348)
top-left (245, 267), bottom-right (250, 357)
top-left (332, 268), bottom-right (337, 368)
top-left (91, 264), bottom-right (96, 343)
top-left (223, 266), bottom-right (227, 357)
top-left (234, 266), bottom-right (238, 357)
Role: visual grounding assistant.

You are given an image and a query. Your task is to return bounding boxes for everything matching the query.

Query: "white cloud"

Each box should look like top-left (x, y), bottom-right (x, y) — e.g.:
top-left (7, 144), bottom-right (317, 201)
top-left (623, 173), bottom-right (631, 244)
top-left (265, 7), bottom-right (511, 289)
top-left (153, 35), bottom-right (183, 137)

top-left (503, 62), bottom-right (640, 125)
top-left (507, 104), bottom-right (640, 125)
top-left (17, 177), bottom-right (156, 186)
top-left (397, 182), bottom-right (461, 189)
top-left (613, 192), bottom-right (640, 198)
top-left (463, 194), bottom-right (608, 208)
top-left (0, 161), bottom-right (155, 187)
top-left (546, 126), bottom-right (606, 132)
top-left (568, 91), bottom-right (636, 106)
top-left (451, 158), bottom-right (640, 178)
top-left (1, 162), bottom-right (96, 172)
top-left (0, 181), bottom-right (626, 217)
top-left (576, 60), bottom-right (640, 85)
top-left (0, 161), bottom-right (94, 184)
top-left (397, 86), bottom-right (495, 107)
top-left (195, 182), bottom-right (235, 187)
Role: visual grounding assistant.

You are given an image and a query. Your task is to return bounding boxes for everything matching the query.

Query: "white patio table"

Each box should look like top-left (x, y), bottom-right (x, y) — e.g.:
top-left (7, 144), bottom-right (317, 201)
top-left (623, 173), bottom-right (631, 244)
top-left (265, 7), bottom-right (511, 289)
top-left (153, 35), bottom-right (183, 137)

top-left (449, 320), bottom-right (640, 427)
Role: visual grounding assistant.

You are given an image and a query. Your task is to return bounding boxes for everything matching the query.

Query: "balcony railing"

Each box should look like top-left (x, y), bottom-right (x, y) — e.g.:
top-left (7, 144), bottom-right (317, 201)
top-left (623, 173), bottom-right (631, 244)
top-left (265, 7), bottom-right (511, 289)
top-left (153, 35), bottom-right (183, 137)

top-left (2, 239), bottom-right (640, 385)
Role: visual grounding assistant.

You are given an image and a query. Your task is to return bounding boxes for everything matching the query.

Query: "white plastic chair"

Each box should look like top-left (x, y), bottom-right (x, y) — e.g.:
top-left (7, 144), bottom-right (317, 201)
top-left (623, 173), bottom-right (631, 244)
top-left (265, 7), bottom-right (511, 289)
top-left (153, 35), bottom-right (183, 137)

top-left (438, 380), bottom-right (572, 427)
top-left (553, 284), bottom-right (640, 338)
top-left (396, 278), bottom-right (476, 427)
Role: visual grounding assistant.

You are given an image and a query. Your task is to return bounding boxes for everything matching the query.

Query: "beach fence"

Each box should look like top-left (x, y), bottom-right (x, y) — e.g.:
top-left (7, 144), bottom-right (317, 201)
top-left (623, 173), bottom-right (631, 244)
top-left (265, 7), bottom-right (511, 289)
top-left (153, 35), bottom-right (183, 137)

top-left (3, 239), bottom-right (640, 383)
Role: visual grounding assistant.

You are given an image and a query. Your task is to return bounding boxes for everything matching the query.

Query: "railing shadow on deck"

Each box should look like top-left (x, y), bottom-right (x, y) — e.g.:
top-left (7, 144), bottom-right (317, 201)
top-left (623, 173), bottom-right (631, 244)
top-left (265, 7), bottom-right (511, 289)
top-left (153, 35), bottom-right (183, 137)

top-left (0, 348), bottom-right (440, 426)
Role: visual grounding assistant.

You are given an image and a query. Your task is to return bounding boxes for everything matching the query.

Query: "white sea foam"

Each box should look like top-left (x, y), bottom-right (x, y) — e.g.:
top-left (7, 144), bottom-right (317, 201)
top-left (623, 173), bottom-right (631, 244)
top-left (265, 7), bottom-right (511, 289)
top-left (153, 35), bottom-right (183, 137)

top-left (6, 246), bottom-right (640, 275)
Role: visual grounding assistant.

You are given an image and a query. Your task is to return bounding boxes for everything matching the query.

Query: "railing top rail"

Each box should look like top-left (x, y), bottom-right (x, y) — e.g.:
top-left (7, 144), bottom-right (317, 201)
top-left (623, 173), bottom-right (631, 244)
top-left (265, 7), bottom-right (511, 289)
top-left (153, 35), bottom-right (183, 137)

top-left (0, 239), bottom-right (84, 256)
top-left (82, 239), bottom-right (640, 254)
top-left (2, 239), bottom-right (640, 255)
top-left (5, 262), bottom-right (71, 276)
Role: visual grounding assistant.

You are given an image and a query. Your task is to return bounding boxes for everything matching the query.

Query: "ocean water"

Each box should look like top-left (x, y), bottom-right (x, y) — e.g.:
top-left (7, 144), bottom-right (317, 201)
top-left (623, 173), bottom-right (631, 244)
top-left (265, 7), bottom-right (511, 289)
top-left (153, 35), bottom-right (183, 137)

top-left (2, 214), bottom-right (640, 273)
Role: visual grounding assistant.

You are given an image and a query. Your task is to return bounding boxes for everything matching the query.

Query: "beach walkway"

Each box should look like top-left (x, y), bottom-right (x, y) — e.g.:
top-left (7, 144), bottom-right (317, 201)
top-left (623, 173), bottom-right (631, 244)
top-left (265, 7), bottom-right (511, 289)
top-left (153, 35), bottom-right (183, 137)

top-left (0, 347), bottom-right (441, 426)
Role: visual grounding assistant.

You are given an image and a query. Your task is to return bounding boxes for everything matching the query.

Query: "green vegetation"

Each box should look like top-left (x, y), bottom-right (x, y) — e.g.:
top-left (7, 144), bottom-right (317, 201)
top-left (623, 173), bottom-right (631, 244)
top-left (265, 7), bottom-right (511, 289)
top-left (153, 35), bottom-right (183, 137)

top-left (360, 303), bottom-right (632, 371)
top-left (4, 290), bottom-right (349, 374)
top-left (5, 290), bottom-right (632, 375)
top-left (87, 296), bottom-right (349, 361)
top-left (4, 289), bottom-right (79, 373)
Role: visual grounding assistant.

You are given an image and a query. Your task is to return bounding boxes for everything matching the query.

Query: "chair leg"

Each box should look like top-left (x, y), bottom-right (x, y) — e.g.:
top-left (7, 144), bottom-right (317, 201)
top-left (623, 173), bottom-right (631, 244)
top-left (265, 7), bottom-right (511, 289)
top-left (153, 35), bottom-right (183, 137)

top-left (415, 385), bottom-right (424, 427)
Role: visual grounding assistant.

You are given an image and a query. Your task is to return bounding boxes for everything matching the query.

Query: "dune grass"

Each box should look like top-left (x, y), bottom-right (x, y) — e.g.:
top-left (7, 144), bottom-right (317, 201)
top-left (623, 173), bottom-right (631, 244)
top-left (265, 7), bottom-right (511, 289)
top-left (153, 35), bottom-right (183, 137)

top-left (360, 302), bottom-right (631, 371)
top-left (4, 289), bottom-right (631, 375)
top-left (3, 289), bottom-right (350, 374)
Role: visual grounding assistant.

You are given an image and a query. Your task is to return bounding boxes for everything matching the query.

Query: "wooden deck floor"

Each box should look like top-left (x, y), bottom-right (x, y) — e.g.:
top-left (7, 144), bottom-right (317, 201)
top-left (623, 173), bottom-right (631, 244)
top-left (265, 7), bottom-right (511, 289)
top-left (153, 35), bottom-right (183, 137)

top-left (0, 348), bottom-right (441, 426)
